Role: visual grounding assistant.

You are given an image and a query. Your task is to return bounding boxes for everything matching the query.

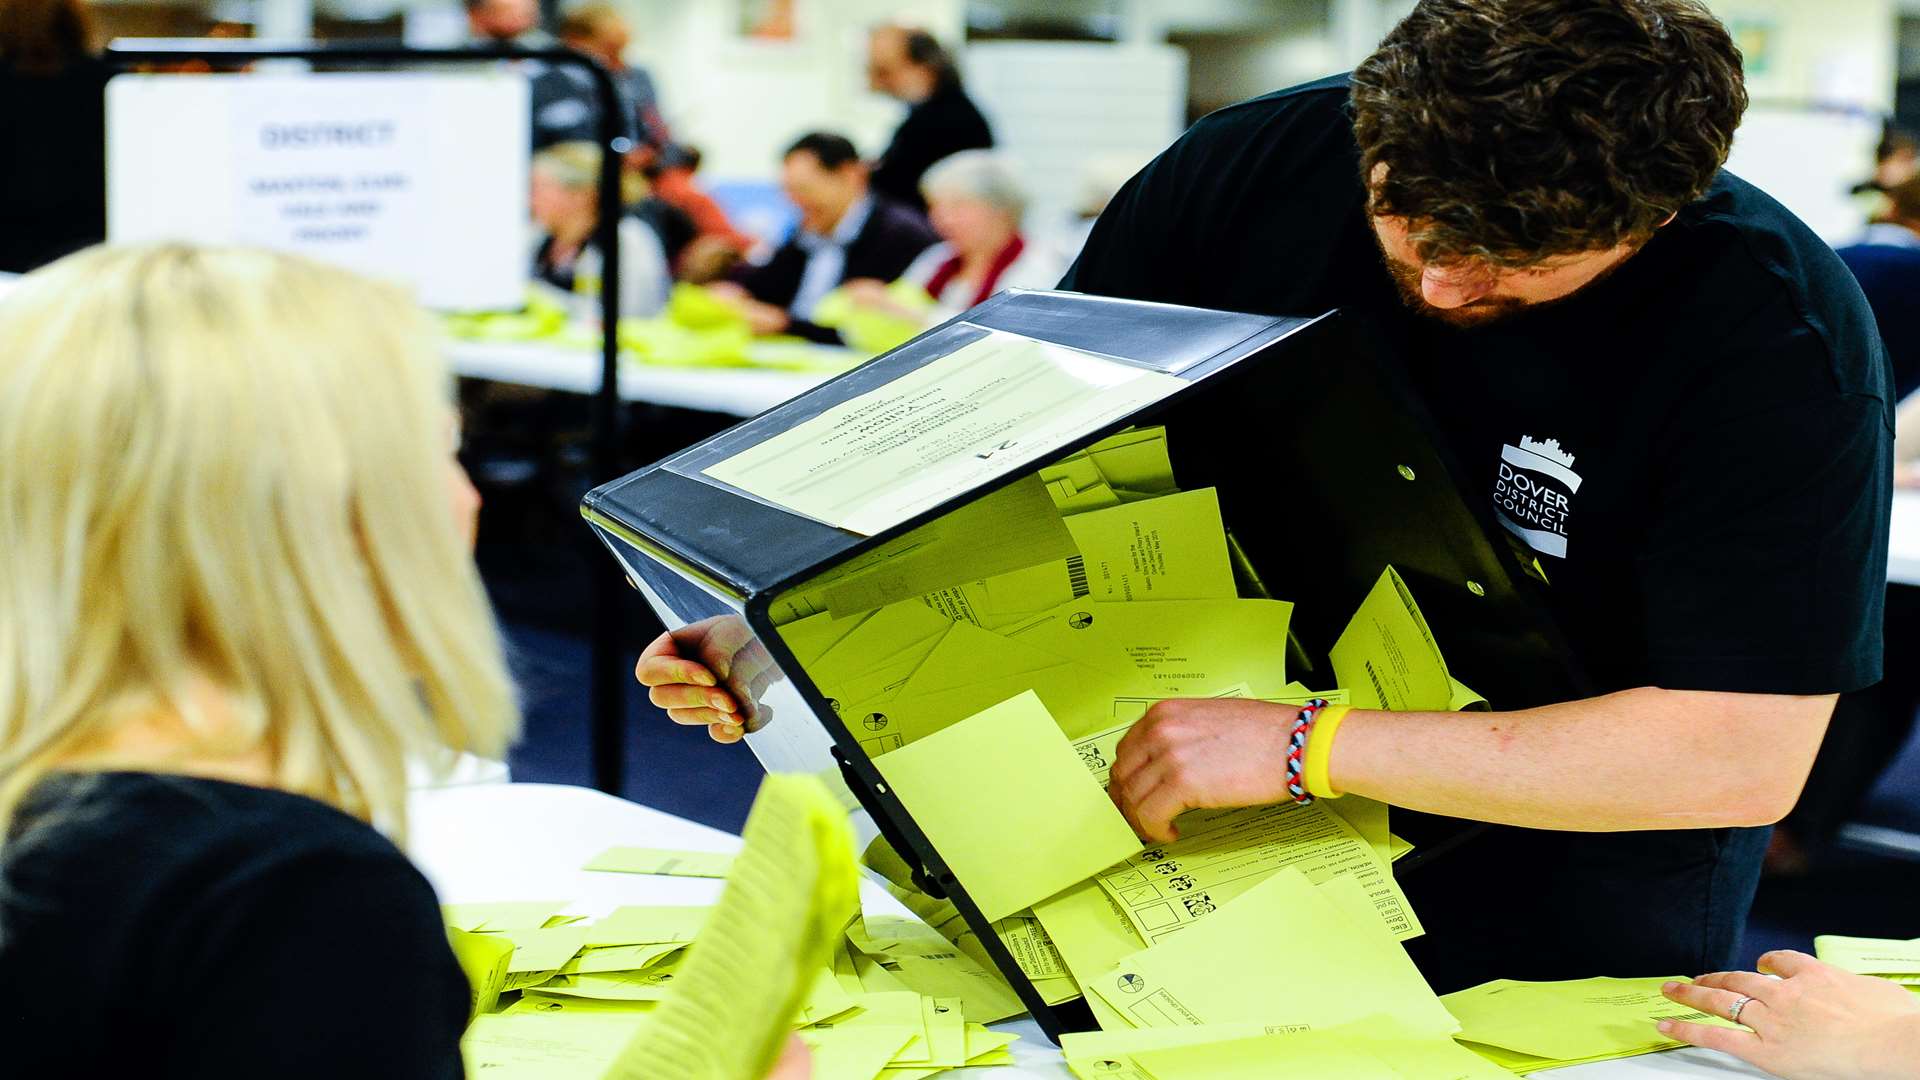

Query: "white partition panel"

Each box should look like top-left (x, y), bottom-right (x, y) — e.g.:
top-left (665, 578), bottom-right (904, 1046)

top-left (1724, 105), bottom-right (1885, 245)
top-left (963, 43), bottom-right (1188, 235)
top-left (108, 71), bottom-right (529, 310)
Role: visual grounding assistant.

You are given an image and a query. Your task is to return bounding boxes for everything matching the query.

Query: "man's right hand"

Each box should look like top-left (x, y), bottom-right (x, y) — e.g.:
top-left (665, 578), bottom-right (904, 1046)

top-left (635, 616), bottom-right (779, 744)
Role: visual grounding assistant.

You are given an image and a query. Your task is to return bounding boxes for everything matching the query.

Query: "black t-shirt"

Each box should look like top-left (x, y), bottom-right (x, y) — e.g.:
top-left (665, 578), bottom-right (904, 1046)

top-left (0, 59), bottom-right (110, 273)
top-left (870, 81), bottom-right (995, 212)
top-left (1064, 75), bottom-right (1894, 987)
top-left (0, 772), bottom-right (469, 1077)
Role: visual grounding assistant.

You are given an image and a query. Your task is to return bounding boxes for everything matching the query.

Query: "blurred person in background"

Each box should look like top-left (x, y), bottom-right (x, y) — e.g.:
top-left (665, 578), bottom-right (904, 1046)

top-left (842, 150), bottom-right (1062, 326)
top-left (557, 2), bottom-right (672, 159)
top-left (466, 0), bottom-right (543, 45)
top-left (0, 0), bottom-right (108, 273)
top-left (1838, 175), bottom-right (1920, 403)
top-left (529, 141), bottom-right (670, 320)
top-left (713, 132), bottom-right (936, 342)
top-left (865, 24), bottom-right (993, 213)
top-left (466, 0), bottom-right (599, 151)
top-left (650, 145), bottom-right (757, 282)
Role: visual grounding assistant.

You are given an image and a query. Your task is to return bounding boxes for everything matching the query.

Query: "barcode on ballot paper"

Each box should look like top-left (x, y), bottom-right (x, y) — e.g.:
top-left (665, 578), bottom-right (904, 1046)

top-left (1066, 555), bottom-right (1090, 599)
top-left (1364, 661), bottom-right (1387, 708)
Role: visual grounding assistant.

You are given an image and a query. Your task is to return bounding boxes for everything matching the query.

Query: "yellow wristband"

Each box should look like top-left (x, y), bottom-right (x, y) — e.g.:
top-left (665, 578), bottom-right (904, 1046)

top-left (1302, 704), bottom-right (1352, 799)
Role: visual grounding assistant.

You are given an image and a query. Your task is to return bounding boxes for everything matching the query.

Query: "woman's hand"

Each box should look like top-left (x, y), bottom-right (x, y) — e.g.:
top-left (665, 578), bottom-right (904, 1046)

top-left (1658, 950), bottom-right (1920, 1080)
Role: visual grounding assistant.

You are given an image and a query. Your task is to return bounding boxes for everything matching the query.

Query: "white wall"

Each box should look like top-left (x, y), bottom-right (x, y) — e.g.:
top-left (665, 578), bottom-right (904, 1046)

top-left (1708, 0), bottom-right (1896, 109)
top-left (611, 0), bottom-right (964, 181)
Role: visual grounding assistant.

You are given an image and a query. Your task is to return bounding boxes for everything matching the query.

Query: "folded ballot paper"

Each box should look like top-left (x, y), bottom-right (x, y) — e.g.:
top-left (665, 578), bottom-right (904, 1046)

top-left (1440, 977), bottom-right (1740, 1073)
top-left (453, 775), bottom-right (1030, 1080)
top-left (1815, 934), bottom-right (1920, 988)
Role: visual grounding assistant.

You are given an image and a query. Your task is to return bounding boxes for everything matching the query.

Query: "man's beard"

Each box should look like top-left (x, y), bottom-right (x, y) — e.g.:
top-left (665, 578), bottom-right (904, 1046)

top-left (1372, 233), bottom-right (1636, 331)
top-left (1378, 251), bottom-right (1531, 329)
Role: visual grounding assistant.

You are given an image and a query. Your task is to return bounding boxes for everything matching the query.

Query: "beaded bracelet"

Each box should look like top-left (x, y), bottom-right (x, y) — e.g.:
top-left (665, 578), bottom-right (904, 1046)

top-left (1283, 698), bottom-right (1331, 805)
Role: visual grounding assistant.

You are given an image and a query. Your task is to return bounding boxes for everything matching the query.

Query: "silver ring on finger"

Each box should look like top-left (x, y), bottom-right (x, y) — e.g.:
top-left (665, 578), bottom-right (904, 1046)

top-left (1727, 994), bottom-right (1754, 1024)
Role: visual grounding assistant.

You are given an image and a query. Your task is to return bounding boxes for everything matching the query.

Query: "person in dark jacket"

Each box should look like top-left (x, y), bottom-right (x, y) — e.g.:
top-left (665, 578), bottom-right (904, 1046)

top-left (712, 132), bottom-right (938, 345)
top-left (865, 25), bottom-right (993, 213)
top-left (0, 0), bottom-right (108, 273)
top-left (1837, 175), bottom-right (1920, 403)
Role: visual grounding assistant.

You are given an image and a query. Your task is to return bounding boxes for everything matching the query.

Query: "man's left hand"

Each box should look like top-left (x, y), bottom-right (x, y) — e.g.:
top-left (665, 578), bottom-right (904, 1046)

top-left (1108, 698), bottom-right (1301, 843)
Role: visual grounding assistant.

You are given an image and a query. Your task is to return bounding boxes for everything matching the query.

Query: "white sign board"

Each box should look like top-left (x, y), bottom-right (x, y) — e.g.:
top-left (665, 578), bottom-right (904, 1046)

top-left (108, 72), bottom-right (529, 310)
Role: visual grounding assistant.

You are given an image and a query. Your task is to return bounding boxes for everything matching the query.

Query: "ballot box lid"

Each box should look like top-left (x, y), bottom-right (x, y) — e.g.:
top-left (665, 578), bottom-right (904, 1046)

top-left (582, 289), bottom-right (1317, 600)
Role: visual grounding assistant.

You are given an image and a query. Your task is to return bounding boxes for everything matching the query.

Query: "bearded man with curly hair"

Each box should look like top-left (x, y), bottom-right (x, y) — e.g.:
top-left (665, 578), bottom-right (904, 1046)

top-left (1068, 0), bottom-right (1893, 990)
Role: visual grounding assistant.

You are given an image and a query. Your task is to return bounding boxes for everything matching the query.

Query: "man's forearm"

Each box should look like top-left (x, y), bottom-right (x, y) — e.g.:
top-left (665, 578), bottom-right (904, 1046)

top-left (1327, 686), bottom-right (1835, 832)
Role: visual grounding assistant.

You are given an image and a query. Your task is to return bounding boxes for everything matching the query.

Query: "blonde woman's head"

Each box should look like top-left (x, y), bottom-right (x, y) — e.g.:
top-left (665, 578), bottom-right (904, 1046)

top-left (0, 245), bottom-right (518, 833)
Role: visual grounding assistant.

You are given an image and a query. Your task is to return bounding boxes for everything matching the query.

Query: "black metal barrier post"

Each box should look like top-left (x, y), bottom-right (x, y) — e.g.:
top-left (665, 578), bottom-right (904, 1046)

top-left (105, 38), bottom-right (634, 794)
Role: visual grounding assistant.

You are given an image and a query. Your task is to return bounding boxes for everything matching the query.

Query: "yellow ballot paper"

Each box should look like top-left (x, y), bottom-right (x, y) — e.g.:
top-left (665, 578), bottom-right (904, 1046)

top-left (559, 943), bottom-right (687, 976)
top-left (1032, 880), bottom-right (1148, 1030)
top-left (848, 915), bottom-right (1029, 1023)
top-left (582, 847), bottom-right (735, 878)
top-left (874, 690), bottom-right (1143, 921)
top-left (814, 474), bottom-right (1080, 618)
top-left (584, 906), bottom-right (710, 947)
top-left (1441, 976), bottom-right (1736, 1071)
top-left (1065, 1020), bottom-right (1511, 1080)
top-left (443, 900), bottom-right (573, 933)
top-left (497, 926), bottom-right (592, 974)
top-left (796, 1026), bottom-right (918, 1080)
top-left (1089, 869), bottom-right (1455, 1036)
top-left (1332, 566), bottom-right (1453, 711)
top-left (449, 927), bottom-right (514, 1020)
top-left (778, 610), bottom-right (872, 665)
top-left (604, 774), bottom-right (859, 1080)
top-left (1060, 488), bottom-right (1238, 603)
top-left (1815, 935), bottom-right (1920, 980)
top-left (853, 656), bottom-right (1150, 751)
top-left (1093, 799), bottom-right (1421, 943)
top-left (1041, 426), bottom-right (1178, 509)
top-left (463, 1009), bottom-right (648, 1078)
top-left (1003, 598), bottom-right (1293, 696)
top-left (700, 329), bottom-right (1188, 536)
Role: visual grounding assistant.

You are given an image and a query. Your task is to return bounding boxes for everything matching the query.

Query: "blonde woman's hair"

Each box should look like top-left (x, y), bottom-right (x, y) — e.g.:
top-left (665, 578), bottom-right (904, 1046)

top-left (0, 245), bottom-right (518, 835)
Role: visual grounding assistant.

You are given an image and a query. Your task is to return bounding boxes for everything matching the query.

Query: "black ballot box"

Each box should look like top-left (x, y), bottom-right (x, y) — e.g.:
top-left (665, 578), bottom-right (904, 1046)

top-left (581, 289), bottom-right (1589, 1039)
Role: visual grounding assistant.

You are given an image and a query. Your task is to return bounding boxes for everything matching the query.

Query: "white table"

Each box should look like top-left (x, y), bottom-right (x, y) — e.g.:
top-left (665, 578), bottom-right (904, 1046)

top-left (407, 783), bottom-right (1770, 1080)
top-left (446, 339), bottom-right (842, 418)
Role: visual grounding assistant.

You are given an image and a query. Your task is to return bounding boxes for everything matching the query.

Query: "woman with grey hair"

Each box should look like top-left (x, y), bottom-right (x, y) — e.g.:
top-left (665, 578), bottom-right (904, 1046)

top-left (529, 141), bottom-right (671, 321)
top-left (843, 149), bottom-right (1062, 325)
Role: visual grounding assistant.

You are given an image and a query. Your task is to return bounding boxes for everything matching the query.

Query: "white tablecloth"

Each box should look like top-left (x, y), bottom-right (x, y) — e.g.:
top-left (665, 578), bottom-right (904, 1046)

top-left (407, 783), bottom-right (1771, 1079)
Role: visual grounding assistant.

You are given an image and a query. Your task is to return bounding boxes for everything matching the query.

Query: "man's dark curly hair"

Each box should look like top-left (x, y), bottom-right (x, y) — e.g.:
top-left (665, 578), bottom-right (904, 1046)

top-left (1350, 0), bottom-right (1748, 266)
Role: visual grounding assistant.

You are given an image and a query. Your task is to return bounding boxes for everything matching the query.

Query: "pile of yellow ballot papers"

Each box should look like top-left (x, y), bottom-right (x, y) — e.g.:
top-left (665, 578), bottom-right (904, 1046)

top-left (442, 284), bottom-right (871, 374)
top-left (767, 426), bottom-right (1487, 1031)
top-left (1815, 934), bottom-right (1920, 990)
top-left (448, 775), bottom-right (1025, 1080)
